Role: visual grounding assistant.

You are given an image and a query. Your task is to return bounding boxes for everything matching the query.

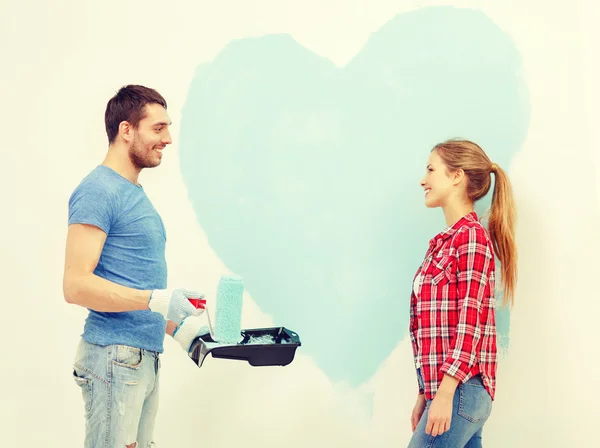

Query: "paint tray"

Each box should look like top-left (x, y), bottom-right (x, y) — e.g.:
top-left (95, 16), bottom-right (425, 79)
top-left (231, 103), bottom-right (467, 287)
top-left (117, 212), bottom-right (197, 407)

top-left (188, 327), bottom-right (301, 368)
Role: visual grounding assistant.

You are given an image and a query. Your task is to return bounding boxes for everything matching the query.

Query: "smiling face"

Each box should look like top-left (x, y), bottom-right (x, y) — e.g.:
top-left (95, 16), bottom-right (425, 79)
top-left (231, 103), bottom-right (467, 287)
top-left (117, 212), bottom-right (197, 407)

top-left (420, 149), bottom-right (460, 208)
top-left (128, 103), bottom-right (172, 169)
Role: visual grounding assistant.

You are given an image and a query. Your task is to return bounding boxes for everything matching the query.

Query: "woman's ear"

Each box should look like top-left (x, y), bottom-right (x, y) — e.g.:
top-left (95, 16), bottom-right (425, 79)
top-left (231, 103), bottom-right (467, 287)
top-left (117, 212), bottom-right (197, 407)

top-left (452, 168), bottom-right (465, 186)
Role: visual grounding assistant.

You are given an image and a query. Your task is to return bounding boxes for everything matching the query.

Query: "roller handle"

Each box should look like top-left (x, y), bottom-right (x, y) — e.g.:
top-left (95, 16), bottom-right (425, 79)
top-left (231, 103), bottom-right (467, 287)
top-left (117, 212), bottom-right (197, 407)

top-left (188, 298), bottom-right (206, 309)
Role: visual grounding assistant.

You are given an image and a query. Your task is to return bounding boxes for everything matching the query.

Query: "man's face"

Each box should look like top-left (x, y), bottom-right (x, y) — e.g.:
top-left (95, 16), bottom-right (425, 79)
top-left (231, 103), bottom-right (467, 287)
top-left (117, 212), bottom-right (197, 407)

top-left (128, 103), bottom-right (172, 169)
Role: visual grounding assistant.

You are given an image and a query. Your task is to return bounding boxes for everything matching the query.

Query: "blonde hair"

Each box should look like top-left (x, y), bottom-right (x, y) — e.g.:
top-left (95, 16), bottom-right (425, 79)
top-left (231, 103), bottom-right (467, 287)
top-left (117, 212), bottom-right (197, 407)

top-left (433, 139), bottom-right (517, 307)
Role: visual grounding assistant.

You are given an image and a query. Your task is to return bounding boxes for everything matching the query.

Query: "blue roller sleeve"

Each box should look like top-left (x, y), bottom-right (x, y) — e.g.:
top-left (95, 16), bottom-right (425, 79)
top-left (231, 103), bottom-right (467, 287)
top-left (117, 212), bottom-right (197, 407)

top-left (213, 275), bottom-right (244, 344)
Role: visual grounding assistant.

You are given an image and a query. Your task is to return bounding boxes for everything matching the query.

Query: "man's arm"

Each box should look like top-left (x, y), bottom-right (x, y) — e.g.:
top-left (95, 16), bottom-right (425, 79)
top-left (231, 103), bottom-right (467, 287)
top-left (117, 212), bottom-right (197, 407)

top-left (166, 320), bottom-right (178, 336)
top-left (62, 223), bottom-right (151, 312)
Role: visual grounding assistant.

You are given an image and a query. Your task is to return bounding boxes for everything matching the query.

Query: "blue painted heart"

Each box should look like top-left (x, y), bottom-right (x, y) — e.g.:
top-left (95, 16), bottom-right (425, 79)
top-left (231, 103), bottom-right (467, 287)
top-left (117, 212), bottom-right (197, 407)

top-left (179, 6), bottom-right (530, 387)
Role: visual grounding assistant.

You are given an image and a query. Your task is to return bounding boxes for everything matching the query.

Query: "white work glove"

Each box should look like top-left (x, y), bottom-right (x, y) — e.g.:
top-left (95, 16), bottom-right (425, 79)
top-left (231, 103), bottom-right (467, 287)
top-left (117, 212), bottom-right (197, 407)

top-left (149, 288), bottom-right (205, 325)
top-left (172, 314), bottom-right (211, 352)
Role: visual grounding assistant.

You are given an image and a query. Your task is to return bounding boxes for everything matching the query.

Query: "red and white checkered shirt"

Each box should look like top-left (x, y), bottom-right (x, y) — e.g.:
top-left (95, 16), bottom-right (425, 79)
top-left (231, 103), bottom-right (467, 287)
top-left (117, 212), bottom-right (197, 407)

top-left (410, 212), bottom-right (497, 401)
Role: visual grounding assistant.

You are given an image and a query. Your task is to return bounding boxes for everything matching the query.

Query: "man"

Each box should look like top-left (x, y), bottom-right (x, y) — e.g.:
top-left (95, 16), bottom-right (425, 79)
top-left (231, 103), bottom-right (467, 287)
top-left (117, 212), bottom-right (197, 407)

top-left (63, 85), bottom-right (208, 448)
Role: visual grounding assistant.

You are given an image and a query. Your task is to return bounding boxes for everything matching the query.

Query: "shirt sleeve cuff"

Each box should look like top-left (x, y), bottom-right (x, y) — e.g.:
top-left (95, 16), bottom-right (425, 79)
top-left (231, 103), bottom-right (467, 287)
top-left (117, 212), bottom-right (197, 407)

top-left (440, 360), bottom-right (469, 382)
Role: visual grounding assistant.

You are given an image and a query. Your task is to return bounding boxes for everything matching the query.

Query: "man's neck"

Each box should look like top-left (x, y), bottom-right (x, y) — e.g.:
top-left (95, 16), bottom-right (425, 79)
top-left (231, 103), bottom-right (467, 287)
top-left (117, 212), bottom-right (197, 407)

top-left (102, 146), bottom-right (141, 185)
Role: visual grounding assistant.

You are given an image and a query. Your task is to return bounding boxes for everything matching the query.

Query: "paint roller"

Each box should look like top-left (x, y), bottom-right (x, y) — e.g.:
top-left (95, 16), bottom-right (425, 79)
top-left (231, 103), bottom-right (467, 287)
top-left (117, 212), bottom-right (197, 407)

top-left (187, 274), bottom-right (244, 344)
top-left (186, 274), bottom-right (302, 367)
top-left (213, 274), bottom-right (244, 343)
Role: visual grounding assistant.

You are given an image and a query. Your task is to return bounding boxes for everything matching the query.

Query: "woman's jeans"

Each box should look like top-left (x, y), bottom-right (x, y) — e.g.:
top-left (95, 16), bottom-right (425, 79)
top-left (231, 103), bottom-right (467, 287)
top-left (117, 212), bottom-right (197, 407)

top-left (408, 370), bottom-right (492, 447)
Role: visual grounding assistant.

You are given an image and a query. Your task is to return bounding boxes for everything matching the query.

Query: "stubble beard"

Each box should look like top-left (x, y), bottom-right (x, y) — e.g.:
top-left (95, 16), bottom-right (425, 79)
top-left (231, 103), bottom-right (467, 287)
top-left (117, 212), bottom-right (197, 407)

top-left (129, 135), bottom-right (160, 170)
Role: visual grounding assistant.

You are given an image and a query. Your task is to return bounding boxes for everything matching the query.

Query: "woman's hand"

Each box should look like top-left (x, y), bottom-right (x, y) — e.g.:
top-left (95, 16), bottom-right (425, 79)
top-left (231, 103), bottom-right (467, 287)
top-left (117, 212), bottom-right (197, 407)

top-left (425, 390), bottom-right (453, 436)
top-left (411, 394), bottom-right (427, 432)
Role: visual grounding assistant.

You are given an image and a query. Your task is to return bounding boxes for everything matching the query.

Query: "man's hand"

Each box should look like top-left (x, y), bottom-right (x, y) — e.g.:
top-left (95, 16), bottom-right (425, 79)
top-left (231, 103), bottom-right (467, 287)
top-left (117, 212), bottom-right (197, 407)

top-left (411, 393), bottom-right (427, 432)
top-left (172, 314), bottom-right (210, 353)
top-left (425, 390), bottom-right (453, 436)
top-left (149, 288), bottom-right (205, 325)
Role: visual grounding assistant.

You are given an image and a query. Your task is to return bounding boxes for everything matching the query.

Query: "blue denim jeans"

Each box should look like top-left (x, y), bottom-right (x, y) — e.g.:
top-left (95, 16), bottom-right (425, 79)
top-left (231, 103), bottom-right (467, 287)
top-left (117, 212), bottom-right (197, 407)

top-left (408, 370), bottom-right (492, 447)
top-left (72, 338), bottom-right (161, 447)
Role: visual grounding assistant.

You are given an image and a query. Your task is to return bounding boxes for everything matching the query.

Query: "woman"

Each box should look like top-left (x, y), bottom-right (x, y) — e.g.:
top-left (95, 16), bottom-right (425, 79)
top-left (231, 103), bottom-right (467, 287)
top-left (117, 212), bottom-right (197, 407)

top-left (407, 139), bottom-right (517, 447)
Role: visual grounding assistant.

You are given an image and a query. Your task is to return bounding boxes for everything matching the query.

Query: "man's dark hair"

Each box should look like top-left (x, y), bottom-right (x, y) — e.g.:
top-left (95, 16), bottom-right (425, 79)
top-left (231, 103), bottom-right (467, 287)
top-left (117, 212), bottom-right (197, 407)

top-left (104, 85), bottom-right (167, 144)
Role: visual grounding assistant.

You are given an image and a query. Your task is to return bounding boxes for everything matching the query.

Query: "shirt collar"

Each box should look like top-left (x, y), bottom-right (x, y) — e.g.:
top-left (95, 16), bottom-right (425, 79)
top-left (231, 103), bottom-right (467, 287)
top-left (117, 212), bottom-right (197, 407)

top-left (428, 211), bottom-right (479, 249)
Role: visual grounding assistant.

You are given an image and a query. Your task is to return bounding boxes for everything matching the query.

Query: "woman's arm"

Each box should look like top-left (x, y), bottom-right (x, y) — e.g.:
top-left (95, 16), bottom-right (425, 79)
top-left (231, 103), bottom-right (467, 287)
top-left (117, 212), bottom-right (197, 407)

top-left (439, 225), bottom-right (493, 381)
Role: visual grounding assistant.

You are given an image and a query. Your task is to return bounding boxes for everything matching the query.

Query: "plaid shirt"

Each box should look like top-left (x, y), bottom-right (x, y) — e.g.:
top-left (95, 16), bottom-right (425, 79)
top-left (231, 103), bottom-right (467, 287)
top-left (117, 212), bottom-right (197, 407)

top-left (410, 212), bottom-right (497, 401)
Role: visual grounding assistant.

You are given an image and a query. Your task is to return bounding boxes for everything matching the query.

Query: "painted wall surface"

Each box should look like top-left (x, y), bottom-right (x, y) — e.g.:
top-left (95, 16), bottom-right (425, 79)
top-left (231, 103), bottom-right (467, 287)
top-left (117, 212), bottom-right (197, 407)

top-left (1, 0), bottom-right (599, 447)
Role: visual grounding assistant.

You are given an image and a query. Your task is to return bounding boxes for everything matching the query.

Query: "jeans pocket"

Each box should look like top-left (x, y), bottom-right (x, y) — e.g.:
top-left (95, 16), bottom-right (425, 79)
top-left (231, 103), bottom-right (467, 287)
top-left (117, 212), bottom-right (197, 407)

top-left (72, 368), bottom-right (93, 414)
top-left (113, 345), bottom-right (143, 370)
top-left (457, 383), bottom-right (492, 423)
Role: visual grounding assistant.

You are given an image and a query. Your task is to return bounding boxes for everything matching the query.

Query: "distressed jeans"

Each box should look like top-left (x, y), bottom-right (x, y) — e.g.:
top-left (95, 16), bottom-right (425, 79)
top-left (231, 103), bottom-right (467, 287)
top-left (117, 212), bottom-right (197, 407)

top-left (72, 338), bottom-right (161, 447)
top-left (407, 370), bottom-right (492, 447)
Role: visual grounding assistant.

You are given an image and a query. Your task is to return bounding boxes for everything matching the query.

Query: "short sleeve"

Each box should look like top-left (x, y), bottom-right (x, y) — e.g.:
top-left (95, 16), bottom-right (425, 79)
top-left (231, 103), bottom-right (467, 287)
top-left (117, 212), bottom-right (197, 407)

top-left (68, 181), bottom-right (116, 234)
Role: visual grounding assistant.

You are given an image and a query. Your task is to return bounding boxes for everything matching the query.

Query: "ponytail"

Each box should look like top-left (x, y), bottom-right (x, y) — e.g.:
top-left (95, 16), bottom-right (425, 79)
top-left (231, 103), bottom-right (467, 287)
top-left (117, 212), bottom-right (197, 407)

top-left (487, 164), bottom-right (517, 307)
top-left (434, 139), bottom-right (519, 307)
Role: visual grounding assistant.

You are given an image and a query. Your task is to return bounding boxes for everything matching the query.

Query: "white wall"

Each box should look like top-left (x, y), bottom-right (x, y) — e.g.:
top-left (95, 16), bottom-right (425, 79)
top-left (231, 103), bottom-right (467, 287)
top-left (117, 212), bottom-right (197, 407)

top-left (1, 0), bottom-right (598, 446)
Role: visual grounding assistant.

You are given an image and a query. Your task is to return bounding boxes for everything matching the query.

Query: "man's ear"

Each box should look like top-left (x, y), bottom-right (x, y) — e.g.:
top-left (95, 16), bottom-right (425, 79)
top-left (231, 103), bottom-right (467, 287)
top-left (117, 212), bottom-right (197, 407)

top-left (119, 121), bottom-right (133, 143)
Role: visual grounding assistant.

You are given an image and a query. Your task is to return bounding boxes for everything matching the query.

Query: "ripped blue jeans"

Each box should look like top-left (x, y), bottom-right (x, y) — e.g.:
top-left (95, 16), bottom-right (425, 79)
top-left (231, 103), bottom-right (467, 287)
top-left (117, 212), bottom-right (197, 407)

top-left (72, 338), bottom-right (160, 447)
top-left (408, 369), bottom-right (492, 447)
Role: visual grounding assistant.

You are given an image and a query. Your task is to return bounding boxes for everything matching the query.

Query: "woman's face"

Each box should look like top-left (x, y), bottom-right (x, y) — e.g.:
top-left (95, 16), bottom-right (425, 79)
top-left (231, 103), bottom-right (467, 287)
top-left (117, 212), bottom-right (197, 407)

top-left (420, 150), bottom-right (456, 208)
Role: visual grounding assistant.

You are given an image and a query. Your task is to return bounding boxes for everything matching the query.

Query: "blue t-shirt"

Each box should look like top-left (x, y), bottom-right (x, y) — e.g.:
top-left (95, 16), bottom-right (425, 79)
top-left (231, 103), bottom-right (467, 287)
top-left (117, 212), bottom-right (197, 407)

top-left (68, 165), bottom-right (168, 353)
